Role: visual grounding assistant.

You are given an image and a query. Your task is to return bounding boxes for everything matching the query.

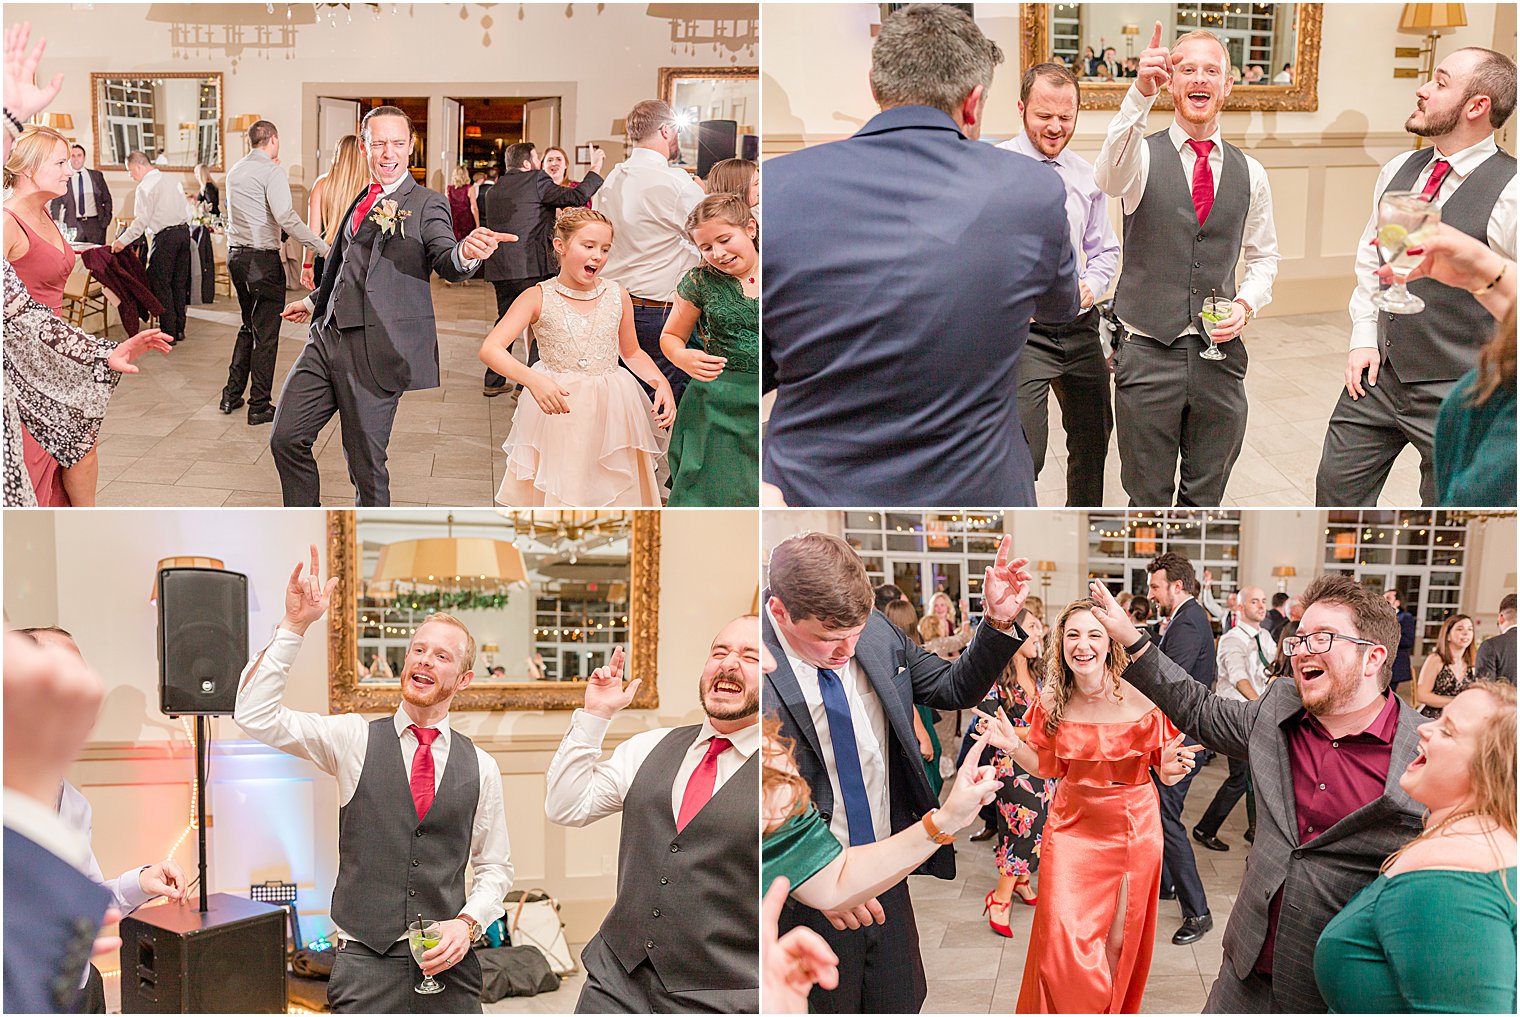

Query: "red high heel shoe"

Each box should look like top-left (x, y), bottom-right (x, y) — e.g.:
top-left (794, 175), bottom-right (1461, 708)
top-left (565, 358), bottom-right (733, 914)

top-left (983, 890), bottom-right (1013, 937)
top-left (1012, 880), bottom-right (1038, 907)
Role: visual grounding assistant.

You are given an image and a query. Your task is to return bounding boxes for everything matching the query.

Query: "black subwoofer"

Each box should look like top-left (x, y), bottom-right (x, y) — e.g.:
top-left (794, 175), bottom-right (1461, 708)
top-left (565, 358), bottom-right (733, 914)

top-left (119, 894), bottom-right (287, 1013)
top-left (157, 567), bottom-right (248, 716)
top-left (697, 119), bottom-right (738, 178)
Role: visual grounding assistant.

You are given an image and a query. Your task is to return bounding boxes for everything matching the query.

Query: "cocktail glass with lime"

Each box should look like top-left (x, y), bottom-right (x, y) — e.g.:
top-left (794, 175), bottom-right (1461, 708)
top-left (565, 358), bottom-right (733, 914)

top-left (407, 919), bottom-right (445, 995)
top-left (1199, 296), bottom-right (1233, 361)
top-left (1372, 191), bottom-right (1441, 314)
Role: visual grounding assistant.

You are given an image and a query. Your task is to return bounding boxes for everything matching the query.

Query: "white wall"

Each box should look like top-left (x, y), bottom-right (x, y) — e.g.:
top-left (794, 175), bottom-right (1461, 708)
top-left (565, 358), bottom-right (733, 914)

top-left (12, 2), bottom-right (758, 202)
top-left (6, 508), bottom-right (758, 947)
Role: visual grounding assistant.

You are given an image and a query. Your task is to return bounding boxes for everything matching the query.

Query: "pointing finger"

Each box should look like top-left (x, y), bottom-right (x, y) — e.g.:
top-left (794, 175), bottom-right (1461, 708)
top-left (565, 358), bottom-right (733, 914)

top-left (994, 534), bottom-right (1011, 570)
top-left (1150, 20), bottom-right (1163, 49)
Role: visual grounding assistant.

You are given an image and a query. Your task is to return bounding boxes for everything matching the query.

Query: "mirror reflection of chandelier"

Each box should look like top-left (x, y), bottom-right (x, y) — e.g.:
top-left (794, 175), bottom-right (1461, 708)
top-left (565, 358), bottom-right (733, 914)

top-left (370, 512), bottom-right (527, 595)
top-left (498, 510), bottom-right (631, 561)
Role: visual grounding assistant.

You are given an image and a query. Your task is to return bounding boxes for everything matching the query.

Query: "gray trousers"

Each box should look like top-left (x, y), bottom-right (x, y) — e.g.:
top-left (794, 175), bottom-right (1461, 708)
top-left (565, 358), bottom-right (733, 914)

top-left (327, 937), bottom-right (482, 1014)
top-left (270, 324), bottom-right (403, 506)
top-left (1314, 358), bottom-right (1450, 506)
top-left (1114, 331), bottom-right (1248, 506)
top-left (1204, 962), bottom-right (1278, 1013)
top-left (1017, 311), bottom-right (1113, 506)
top-left (575, 933), bottom-right (757, 1014)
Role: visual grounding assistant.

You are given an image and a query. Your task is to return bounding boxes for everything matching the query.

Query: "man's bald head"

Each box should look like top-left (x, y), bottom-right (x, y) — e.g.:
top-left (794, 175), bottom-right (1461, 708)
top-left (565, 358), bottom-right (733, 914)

top-left (1237, 586), bottom-right (1268, 626)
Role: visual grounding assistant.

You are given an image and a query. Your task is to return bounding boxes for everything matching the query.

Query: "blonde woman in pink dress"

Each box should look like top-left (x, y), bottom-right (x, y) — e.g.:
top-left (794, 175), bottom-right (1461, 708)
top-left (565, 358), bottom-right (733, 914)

top-left (480, 208), bottom-right (673, 506)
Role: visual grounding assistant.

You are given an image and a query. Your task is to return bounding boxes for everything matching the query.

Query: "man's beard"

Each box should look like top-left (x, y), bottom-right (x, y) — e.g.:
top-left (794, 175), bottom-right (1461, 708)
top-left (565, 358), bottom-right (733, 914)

top-left (402, 676), bottom-right (451, 708)
top-left (1295, 662), bottom-right (1362, 716)
top-left (1407, 102), bottom-right (1462, 138)
top-left (701, 669), bottom-right (758, 721)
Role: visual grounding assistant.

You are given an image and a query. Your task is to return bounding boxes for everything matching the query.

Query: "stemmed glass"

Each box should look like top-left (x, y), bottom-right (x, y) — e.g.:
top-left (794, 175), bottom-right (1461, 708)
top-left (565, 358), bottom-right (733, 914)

top-left (407, 919), bottom-right (444, 995)
top-left (1199, 296), bottom-right (1232, 361)
top-left (1372, 190), bottom-right (1441, 314)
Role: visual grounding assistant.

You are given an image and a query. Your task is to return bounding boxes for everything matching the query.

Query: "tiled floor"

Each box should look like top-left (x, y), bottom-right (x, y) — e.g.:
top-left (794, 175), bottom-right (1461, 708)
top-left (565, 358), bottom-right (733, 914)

top-left (913, 712), bottom-right (1250, 1014)
top-left (94, 280), bottom-right (515, 507)
top-left (1033, 311), bottom-right (1424, 507)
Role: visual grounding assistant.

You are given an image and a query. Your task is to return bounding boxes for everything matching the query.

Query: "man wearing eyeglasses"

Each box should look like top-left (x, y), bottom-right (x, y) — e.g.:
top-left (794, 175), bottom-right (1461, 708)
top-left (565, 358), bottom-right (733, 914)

top-left (1083, 574), bottom-right (1423, 1014)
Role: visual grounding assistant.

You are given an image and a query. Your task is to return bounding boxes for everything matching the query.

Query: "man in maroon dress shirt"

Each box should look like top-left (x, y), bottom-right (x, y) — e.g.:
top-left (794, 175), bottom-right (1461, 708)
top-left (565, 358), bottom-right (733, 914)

top-left (1086, 574), bottom-right (1424, 1013)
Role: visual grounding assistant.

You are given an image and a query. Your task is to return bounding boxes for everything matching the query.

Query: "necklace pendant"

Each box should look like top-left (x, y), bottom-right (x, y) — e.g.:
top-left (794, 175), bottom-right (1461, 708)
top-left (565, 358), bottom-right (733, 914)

top-left (576, 356), bottom-right (590, 368)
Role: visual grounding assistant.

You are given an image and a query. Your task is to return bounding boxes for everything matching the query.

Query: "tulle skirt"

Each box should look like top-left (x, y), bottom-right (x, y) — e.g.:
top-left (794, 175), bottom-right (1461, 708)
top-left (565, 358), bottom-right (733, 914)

top-left (496, 367), bottom-right (668, 507)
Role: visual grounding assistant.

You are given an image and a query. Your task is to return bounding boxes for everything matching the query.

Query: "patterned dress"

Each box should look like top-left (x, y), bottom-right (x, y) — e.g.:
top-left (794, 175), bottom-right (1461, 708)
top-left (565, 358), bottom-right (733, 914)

top-left (1419, 662), bottom-right (1472, 719)
top-left (3, 260), bottom-right (120, 506)
top-left (977, 681), bottom-right (1056, 879)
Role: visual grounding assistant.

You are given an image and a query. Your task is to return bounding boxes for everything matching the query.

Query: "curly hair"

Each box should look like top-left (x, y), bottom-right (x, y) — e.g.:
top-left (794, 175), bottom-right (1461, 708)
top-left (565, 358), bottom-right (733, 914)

top-left (761, 716), bottom-right (812, 832)
top-left (1040, 599), bottom-right (1129, 736)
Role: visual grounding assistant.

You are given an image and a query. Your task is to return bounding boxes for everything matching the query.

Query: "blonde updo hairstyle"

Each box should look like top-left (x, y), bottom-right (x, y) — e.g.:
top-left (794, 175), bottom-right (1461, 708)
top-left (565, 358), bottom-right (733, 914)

top-left (1040, 597), bottom-right (1129, 736)
top-left (552, 208), bottom-right (615, 259)
top-left (4, 125), bottom-right (69, 190)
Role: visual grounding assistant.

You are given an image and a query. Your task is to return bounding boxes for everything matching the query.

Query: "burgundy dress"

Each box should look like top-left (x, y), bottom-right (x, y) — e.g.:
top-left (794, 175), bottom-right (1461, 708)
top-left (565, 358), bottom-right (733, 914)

top-left (446, 185), bottom-right (475, 241)
top-left (5, 208), bottom-right (78, 506)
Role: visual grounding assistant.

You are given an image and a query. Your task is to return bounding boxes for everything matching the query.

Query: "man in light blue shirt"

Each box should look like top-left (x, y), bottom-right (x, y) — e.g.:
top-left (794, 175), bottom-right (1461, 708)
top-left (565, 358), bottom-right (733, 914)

top-left (998, 63), bottom-right (1120, 506)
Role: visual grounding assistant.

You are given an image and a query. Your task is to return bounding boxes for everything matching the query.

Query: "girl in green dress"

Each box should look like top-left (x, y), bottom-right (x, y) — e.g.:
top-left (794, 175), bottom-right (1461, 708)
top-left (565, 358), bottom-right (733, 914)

top-left (1314, 683), bottom-right (1517, 1014)
top-left (659, 194), bottom-right (759, 506)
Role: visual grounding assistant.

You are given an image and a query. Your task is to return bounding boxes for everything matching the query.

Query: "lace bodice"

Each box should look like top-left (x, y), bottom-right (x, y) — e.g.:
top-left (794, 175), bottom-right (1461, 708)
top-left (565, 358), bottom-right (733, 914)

top-left (534, 279), bottom-right (623, 376)
top-left (677, 265), bottom-right (759, 373)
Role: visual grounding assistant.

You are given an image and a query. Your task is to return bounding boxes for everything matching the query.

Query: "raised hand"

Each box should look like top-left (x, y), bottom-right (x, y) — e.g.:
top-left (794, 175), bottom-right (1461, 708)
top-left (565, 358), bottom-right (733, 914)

top-left (938, 729), bottom-right (1004, 832)
top-left (1136, 21), bottom-right (1171, 97)
top-left (1157, 731), bottom-right (1201, 784)
top-left (763, 878), bottom-right (839, 1013)
top-left (107, 329), bottom-right (174, 374)
top-left (1087, 580), bottom-right (1143, 649)
top-left (970, 705), bottom-right (1023, 756)
top-left (981, 536), bottom-right (1032, 625)
top-left (3, 23), bottom-right (65, 124)
top-left (584, 646), bottom-right (641, 719)
top-left (282, 544), bottom-right (338, 635)
top-left (589, 145), bottom-right (607, 175)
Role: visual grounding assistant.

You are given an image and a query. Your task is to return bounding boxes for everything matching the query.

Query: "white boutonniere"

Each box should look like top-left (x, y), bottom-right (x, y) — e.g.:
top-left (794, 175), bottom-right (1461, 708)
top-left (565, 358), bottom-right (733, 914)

top-left (369, 198), bottom-right (412, 238)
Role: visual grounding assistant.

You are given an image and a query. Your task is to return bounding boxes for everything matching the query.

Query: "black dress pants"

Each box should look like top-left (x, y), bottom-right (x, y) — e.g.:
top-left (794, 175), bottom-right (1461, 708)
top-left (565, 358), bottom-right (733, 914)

top-left (781, 880), bottom-right (927, 1013)
top-left (1017, 310), bottom-right (1113, 506)
top-left (146, 223), bottom-right (191, 341)
top-left (575, 933), bottom-right (756, 1014)
top-left (224, 247), bottom-right (286, 412)
top-left (1195, 752), bottom-right (1253, 838)
top-left (326, 937), bottom-right (481, 1014)
top-left (1154, 767), bottom-right (1210, 920)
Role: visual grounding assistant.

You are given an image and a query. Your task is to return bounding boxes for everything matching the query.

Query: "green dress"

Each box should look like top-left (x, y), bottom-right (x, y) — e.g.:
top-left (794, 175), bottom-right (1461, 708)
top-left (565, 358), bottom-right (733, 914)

top-left (1435, 368), bottom-right (1517, 507)
top-left (1314, 868), bottom-right (1517, 1014)
top-left (762, 805), bottom-right (844, 893)
top-left (667, 265), bottom-right (759, 507)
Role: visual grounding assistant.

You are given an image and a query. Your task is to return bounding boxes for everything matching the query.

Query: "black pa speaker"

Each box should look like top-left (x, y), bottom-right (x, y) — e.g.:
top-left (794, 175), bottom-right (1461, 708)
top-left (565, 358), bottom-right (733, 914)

top-left (697, 119), bottom-right (738, 178)
top-left (119, 894), bottom-right (287, 1013)
top-left (157, 567), bottom-right (248, 716)
top-left (741, 133), bottom-right (759, 162)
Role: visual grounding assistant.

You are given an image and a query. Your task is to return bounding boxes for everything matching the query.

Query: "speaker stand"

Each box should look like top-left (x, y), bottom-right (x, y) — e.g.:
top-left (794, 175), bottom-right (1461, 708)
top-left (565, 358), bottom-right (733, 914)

top-left (195, 715), bottom-right (209, 914)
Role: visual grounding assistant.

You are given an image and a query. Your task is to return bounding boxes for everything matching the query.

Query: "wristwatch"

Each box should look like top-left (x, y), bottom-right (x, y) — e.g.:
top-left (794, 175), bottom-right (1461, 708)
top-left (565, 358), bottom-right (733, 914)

top-left (921, 809), bottom-right (955, 845)
top-left (983, 612), bottom-right (1016, 633)
top-left (456, 914), bottom-right (483, 943)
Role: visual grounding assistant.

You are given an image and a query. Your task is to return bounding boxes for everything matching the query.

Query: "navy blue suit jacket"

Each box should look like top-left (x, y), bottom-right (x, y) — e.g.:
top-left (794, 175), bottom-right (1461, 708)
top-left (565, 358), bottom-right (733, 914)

top-left (4, 826), bottom-right (112, 1014)
top-left (1159, 597), bottom-right (1217, 744)
top-left (1392, 609), bottom-right (1416, 686)
top-left (762, 106), bottom-right (1080, 507)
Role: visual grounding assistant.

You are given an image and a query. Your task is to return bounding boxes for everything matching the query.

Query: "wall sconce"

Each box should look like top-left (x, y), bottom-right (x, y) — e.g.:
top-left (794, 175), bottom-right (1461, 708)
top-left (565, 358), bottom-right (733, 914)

top-left (150, 556), bottom-right (225, 604)
top-left (1271, 564), bottom-right (1298, 593)
top-left (1035, 560), bottom-right (1056, 614)
top-left (230, 113), bottom-right (262, 154)
top-left (36, 112), bottom-right (74, 133)
top-left (1394, 4), bottom-right (1467, 150)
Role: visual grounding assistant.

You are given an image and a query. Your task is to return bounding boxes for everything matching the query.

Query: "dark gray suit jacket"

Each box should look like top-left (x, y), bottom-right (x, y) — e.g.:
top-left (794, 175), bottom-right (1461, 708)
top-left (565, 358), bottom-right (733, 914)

top-left (480, 169), bottom-right (602, 281)
top-left (310, 173), bottom-right (474, 392)
top-left (1123, 647), bottom-right (1424, 1013)
top-left (1475, 626), bottom-right (1516, 682)
top-left (762, 599), bottom-right (1023, 881)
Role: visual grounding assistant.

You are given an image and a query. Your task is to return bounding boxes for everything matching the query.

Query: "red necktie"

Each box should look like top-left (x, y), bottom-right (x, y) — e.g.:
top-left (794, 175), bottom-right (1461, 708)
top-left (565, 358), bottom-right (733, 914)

top-left (350, 182), bottom-right (384, 237)
top-left (408, 724), bottom-right (440, 821)
top-left (1187, 139), bottom-right (1215, 225)
top-left (675, 737), bottom-right (731, 831)
top-left (1420, 158), bottom-right (1452, 201)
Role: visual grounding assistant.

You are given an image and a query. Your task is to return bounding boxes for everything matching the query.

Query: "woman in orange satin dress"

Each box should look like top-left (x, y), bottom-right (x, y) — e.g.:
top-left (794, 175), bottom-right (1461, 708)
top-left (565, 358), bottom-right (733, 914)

top-left (976, 598), bottom-right (1198, 1014)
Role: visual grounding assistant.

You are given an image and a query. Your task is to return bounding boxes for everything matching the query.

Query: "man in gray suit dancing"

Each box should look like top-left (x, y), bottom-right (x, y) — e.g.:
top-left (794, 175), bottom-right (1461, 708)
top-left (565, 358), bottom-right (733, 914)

top-left (1085, 574), bottom-right (1424, 1013)
top-left (274, 105), bottom-right (514, 506)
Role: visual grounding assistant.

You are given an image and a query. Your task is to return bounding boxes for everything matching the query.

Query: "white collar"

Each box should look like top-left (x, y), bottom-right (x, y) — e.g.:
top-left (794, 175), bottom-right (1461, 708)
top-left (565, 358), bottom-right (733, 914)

top-left (696, 716), bottom-right (760, 758)
top-left (392, 705), bottom-right (452, 744)
top-left (1168, 121), bottom-right (1224, 154)
top-left (1430, 133), bottom-right (1500, 177)
top-left (628, 147), bottom-right (676, 169)
top-left (1004, 131), bottom-right (1068, 168)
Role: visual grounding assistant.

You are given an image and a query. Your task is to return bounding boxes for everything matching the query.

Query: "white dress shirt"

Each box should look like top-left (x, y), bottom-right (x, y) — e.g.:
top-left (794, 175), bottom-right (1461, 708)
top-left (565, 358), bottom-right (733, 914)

top-left (115, 169), bottom-right (189, 247)
top-left (1215, 621), bottom-right (1276, 702)
top-left (1347, 134), bottom-right (1517, 351)
top-left (592, 148), bottom-right (705, 301)
top-left (767, 605), bottom-right (890, 846)
top-left (69, 169), bottom-right (100, 219)
top-left (56, 780), bottom-right (155, 915)
top-left (997, 132), bottom-right (1122, 299)
top-left (543, 709), bottom-right (759, 827)
top-left (1095, 84), bottom-right (1280, 337)
top-left (233, 628), bottom-right (512, 937)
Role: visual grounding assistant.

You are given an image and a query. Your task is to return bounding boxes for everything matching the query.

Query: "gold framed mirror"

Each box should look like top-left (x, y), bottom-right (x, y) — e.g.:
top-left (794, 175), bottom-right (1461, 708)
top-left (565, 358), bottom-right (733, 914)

top-left (1019, 3), bottom-right (1322, 112)
top-left (658, 66), bottom-right (758, 169)
top-left (90, 71), bottom-right (225, 171)
top-left (327, 510), bottom-right (660, 713)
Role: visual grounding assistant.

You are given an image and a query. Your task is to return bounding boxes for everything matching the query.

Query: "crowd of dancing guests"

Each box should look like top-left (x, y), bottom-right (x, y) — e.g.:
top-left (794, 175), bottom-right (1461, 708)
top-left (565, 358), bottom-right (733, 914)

top-left (760, 530), bottom-right (1517, 1014)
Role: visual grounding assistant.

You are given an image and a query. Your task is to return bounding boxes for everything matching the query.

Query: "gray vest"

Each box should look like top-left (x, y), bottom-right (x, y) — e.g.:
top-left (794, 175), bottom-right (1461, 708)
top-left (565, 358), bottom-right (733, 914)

top-left (329, 718), bottom-right (479, 953)
top-left (1379, 145), bottom-right (1515, 383)
top-left (599, 726), bottom-right (759, 995)
top-left (1114, 131), bottom-right (1252, 342)
top-left (326, 215), bottom-right (381, 331)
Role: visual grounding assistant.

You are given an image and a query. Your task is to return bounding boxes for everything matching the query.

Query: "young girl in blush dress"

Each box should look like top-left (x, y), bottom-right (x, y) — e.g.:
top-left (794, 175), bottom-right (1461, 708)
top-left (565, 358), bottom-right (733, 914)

top-left (975, 599), bottom-right (1199, 1014)
top-left (480, 208), bottom-right (674, 506)
top-left (659, 194), bottom-right (759, 506)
